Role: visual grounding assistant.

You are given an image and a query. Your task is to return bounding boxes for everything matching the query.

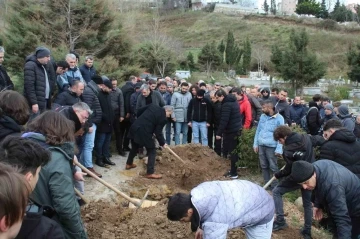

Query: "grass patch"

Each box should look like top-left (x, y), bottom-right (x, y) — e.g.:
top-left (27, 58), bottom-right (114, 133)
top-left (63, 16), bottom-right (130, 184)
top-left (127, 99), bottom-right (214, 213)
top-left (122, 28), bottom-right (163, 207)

top-left (284, 189), bottom-right (302, 203)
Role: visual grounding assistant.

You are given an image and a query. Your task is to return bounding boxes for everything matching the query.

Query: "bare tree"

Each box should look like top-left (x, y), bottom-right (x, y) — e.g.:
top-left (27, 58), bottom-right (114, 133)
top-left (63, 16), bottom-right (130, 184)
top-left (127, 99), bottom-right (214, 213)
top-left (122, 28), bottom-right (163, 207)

top-left (252, 45), bottom-right (270, 77)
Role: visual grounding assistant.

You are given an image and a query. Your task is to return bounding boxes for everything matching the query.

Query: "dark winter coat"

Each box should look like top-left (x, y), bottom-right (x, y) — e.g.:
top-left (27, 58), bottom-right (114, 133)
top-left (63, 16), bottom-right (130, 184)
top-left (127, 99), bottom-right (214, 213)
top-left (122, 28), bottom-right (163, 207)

top-left (212, 101), bottom-right (222, 128)
top-left (136, 90), bottom-right (165, 113)
top-left (312, 160), bottom-right (360, 239)
top-left (23, 133), bottom-right (87, 239)
top-left (79, 64), bottom-right (96, 83)
top-left (306, 102), bottom-right (321, 135)
top-left (354, 123), bottom-right (360, 139)
top-left (0, 65), bottom-right (14, 91)
top-left (128, 104), bottom-right (167, 148)
top-left (273, 97), bottom-right (291, 125)
top-left (16, 203), bottom-right (65, 239)
top-left (97, 91), bottom-right (114, 133)
top-left (57, 106), bottom-right (82, 133)
top-left (110, 88), bottom-right (125, 117)
top-left (216, 94), bottom-right (242, 136)
top-left (23, 55), bottom-right (56, 111)
top-left (340, 117), bottom-right (355, 132)
top-left (82, 85), bottom-right (102, 125)
top-left (0, 115), bottom-right (22, 143)
top-left (187, 97), bottom-right (212, 123)
top-left (53, 90), bottom-right (81, 108)
top-left (159, 91), bottom-right (172, 105)
top-left (289, 104), bottom-right (306, 125)
top-left (275, 133), bottom-right (315, 179)
top-left (130, 91), bottom-right (140, 123)
top-left (121, 81), bottom-right (135, 116)
top-left (246, 94), bottom-right (262, 124)
top-left (317, 128), bottom-right (360, 178)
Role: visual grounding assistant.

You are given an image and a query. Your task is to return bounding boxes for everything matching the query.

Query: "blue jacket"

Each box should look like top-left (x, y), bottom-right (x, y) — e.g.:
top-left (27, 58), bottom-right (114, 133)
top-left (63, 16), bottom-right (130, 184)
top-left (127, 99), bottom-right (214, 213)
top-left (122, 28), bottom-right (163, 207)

top-left (79, 64), bottom-right (96, 83)
top-left (289, 104), bottom-right (306, 125)
top-left (253, 113), bottom-right (284, 154)
top-left (159, 91), bottom-right (172, 105)
top-left (65, 67), bottom-right (84, 82)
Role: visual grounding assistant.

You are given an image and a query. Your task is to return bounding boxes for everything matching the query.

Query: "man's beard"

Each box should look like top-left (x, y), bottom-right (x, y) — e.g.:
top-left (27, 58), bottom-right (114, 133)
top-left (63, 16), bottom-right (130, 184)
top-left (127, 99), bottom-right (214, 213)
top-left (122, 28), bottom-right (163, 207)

top-left (181, 90), bottom-right (187, 94)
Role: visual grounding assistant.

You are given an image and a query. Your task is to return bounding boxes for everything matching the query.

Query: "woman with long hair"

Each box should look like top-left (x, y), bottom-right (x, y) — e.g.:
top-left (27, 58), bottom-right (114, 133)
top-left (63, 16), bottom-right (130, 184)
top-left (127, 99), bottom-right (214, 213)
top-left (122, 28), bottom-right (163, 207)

top-left (23, 111), bottom-right (87, 239)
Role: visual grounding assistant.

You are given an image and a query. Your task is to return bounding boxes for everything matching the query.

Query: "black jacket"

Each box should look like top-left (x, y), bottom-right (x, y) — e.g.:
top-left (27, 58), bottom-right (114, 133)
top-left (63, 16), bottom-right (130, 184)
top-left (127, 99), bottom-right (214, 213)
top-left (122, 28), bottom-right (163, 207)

top-left (121, 81), bottom-right (135, 116)
top-left (275, 133), bottom-right (315, 179)
top-left (307, 102), bottom-right (321, 135)
top-left (312, 160), bottom-right (360, 238)
top-left (97, 91), bottom-right (114, 133)
top-left (136, 90), bottom-right (165, 113)
top-left (128, 104), bottom-right (167, 148)
top-left (110, 88), bottom-right (125, 117)
top-left (247, 94), bottom-right (262, 123)
top-left (0, 115), bottom-right (22, 143)
top-left (53, 90), bottom-right (81, 108)
top-left (187, 97), bottom-right (212, 123)
top-left (354, 122), bottom-right (360, 138)
top-left (216, 94), bottom-right (242, 136)
top-left (212, 101), bottom-right (222, 128)
top-left (82, 86), bottom-right (102, 125)
top-left (16, 203), bottom-right (65, 239)
top-left (57, 106), bottom-right (82, 133)
top-left (0, 65), bottom-right (14, 91)
top-left (23, 55), bottom-right (55, 111)
top-left (79, 64), bottom-right (96, 83)
top-left (272, 97), bottom-right (291, 125)
top-left (289, 104), bottom-right (306, 125)
top-left (318, 128), bottom-right (360, 178)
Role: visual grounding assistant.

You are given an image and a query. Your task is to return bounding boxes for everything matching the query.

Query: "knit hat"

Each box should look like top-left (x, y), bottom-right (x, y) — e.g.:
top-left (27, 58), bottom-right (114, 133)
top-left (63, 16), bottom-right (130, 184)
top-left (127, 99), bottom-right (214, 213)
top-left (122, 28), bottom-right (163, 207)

top-left (135, 82), bottom-right (143, 89)
top-left (197, 89), bottom-right (205, 97)
top-left (324, 104), bottom-right (334, 111)
top-left (35, 46), bottom-right (50, 58)
top-left (92, 75), bottom-right (103, 85)
top-left (199, 82), bottom-right (206, 88)
top-left (290, 161), bottom-right (315, 183)
top-left (338, 105), bottom-right (350, 117)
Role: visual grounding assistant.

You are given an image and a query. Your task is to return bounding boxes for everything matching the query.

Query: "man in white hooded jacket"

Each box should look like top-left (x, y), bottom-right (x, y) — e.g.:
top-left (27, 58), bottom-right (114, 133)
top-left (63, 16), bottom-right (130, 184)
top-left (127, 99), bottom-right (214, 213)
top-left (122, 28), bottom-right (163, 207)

top-left (167, 180), bottom-right (274, 239)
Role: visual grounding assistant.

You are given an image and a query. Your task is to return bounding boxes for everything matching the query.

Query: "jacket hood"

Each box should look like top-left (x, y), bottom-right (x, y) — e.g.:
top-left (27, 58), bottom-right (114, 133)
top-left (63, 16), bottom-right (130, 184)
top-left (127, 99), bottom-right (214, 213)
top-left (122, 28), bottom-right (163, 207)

top-left (223, 94), bottom-right (236, 104)
top-left (261, 88), bottom-right (270, 99)
top-left (338, 105), bottom-right (351, 118)
top-left (239, 94), bottom-right (249, 103)
top-left (25, 54), bottom-right (41, 65)
top-left (329, 128), bottom-right (356, 143)
top-left (0, 116), bottom-right (22, 139)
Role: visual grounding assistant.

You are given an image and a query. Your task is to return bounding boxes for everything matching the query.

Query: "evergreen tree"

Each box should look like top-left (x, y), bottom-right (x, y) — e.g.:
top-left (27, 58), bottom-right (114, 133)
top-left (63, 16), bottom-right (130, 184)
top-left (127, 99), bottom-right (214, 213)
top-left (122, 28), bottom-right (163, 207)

top-left (333, 0), bottom-right (340, 12)
top-left (270, 29), bottom-right (326, 94)
top-left (330, 4), bottom-right (353, 22)
top-left (242, 37), bottom-right (252, 74)
top-left (270, 0), bottom-right (277, 15)
top-left (296, 0), bottom-right (321, 16)
top-left (318, 0), bottom-right (329, 18)
top-left (187, 52), bottom-right (196, 72)
top-left (198, 41), bottom-right (222, 76)
top-left (217, 40), bottom-right (225, 63)
top-left (225, 31), bottom-right (236, 69)
top-left (347, 44), bottom-right (360, 85)
top-left (263, 0), bottom-right (269, 14)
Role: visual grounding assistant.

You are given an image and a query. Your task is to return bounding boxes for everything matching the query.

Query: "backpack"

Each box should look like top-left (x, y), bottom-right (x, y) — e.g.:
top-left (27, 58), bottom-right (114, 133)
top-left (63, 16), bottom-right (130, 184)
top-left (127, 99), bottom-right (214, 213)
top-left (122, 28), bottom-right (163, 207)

top-left (301, 107), bottom-right (318, 132)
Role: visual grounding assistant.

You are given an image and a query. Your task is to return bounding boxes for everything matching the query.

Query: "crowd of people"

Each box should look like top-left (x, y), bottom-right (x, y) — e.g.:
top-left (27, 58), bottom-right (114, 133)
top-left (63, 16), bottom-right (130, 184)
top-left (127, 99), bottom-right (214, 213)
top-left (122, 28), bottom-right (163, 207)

top-left (0, 45), bottom-right (360, 239)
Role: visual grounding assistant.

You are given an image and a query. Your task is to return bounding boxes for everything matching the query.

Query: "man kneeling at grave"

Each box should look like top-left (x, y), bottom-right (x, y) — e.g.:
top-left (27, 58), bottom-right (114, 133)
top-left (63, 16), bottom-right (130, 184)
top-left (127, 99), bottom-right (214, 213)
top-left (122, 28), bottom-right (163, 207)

top-left (167, 180), bottom-right (275, 239)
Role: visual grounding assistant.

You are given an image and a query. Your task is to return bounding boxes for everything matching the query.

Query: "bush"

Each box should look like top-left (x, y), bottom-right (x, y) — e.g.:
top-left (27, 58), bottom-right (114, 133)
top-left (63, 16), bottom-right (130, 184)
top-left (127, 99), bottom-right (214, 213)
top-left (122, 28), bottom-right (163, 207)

top-left (316, 19), bottom-right (338, 31)
top-left (235, 128), bottom-right (259, 170)
top-left (327, 85), bottom-right (350, 102)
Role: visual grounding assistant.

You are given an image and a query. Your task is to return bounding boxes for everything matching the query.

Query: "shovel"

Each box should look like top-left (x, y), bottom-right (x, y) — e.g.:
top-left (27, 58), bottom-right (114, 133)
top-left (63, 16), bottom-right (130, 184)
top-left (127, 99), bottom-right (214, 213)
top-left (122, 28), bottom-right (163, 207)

top-left (74, 161), bottom-right (149, 208)
top-left (163, 145), bottom-right (186, 164)
top-left (263, 165), bottom-right (285, 190)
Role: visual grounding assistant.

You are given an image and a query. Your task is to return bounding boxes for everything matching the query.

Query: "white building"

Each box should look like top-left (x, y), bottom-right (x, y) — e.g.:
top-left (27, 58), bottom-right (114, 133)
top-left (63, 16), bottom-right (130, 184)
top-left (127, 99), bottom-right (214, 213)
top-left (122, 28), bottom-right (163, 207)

top-left (175, 70), bottom-right (191, 79)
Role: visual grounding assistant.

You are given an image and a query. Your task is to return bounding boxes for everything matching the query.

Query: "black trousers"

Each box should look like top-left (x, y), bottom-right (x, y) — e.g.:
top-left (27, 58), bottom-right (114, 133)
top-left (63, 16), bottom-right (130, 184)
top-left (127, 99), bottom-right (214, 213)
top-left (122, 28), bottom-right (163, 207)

top-left (214, 127), bottom-right (222, 156)
top-left (113, 116), bottom-right (122, 153)
top-left (208, 125), bottom-right (214, 149)
top-left (119, 120), bottom-right (131, 149)
top-left (126, 140), bottom-right (156, 174)
top-left (223, 131), bottom-right (240, 175)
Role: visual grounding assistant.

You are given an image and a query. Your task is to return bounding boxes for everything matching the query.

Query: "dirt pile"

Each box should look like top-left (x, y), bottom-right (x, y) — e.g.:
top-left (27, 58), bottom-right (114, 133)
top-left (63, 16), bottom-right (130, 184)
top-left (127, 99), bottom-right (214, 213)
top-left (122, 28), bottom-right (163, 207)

top-left (129, 144), bottom-right (229, 199)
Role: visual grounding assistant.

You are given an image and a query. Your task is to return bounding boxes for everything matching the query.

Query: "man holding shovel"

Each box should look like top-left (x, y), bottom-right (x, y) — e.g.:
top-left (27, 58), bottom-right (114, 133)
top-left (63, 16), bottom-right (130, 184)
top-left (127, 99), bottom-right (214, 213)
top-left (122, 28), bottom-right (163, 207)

top-left (271, 126), bottom-right (314, 238)
top-left (125, 104), bottom-right (172, 179)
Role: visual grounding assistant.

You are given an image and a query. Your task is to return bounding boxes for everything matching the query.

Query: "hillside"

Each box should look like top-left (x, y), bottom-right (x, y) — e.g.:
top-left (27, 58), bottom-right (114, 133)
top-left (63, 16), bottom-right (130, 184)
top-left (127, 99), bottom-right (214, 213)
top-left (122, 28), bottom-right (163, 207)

top-left (122, 10), bottom-right (359, 78)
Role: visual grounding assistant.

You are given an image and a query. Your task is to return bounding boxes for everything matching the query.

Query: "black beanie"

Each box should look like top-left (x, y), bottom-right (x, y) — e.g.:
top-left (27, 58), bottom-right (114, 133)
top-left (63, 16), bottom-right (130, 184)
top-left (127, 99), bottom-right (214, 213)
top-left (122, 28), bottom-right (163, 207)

top-left (197, 89), bottom-right (205, 97)
top-left (290, 161), bottom-right (315, 183)
top-left (92, 75), bottom-right (103, 85)
top-left (35, 46), bottom-right (50, 58)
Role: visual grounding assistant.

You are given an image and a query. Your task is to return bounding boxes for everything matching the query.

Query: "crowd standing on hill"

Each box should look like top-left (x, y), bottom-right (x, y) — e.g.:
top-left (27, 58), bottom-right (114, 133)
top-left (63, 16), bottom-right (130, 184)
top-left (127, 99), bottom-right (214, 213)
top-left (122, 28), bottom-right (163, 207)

top-left (0, 45), bottom-right (359, 239)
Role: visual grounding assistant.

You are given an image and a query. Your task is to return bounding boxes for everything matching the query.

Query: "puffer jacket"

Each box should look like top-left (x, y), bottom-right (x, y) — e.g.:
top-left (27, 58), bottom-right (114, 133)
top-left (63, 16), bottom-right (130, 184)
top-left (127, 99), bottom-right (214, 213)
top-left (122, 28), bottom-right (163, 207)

top-left (312, 160), bottom-right (360, 239)
top-left (121, 81), bottom-right (135, 116)
top-left (191, 180), bottom-right (274, 239)
top-left (79, 64), bottom-right (96, 83)
top-left (23, 133), bottom-right (87, 239)
top-left (319, 128), bottom-right (360, 177)
top-left (216, 94), bottom-right (242, 136)
top-left (110, 88), bottom-right (125, 117)
top-left (97, 91), bottom-right (114, 133)
top-left (23, 55), bottom-right (55, 111)
top-left (53, 90), bottom-right (81, 108)
top-left (0, 65), bottom-right (14, 91)
top-left (290, 104), bottom-right (306, 125)
top-left (82, 85), bottom-right (102, 125)
top-left (171, 91), bottom-right (192, 122)
top-left (0, 115), bottom-right (22, 143)
top-left (253, 113), bottom-right (284, 154)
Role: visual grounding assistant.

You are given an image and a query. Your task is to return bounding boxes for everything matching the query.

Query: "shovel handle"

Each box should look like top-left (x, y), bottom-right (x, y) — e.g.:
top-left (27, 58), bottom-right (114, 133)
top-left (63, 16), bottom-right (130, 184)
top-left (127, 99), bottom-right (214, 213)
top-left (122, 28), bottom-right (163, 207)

top-left (164, 146), bottom-right (186, 164)
top-left (263, 165), bottom-right (285, 190)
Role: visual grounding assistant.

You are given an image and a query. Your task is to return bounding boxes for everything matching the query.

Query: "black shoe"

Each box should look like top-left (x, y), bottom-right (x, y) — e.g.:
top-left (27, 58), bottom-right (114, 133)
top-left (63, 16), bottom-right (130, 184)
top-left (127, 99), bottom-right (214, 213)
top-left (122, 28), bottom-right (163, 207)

top-left (223, 170), bottom-right (238, 179)
top-left (273, 220), bottom-right (288, 231)
top-left (118, 151), bottom-right (126, 157)
top-left (103, 157), bottom-right (116, 166)
top-left (95, 158), bottom-right (106, 167)
top-left (300, 228), bottom-right (312, 239)
top-left (123, 147), bottom-right (131, 152)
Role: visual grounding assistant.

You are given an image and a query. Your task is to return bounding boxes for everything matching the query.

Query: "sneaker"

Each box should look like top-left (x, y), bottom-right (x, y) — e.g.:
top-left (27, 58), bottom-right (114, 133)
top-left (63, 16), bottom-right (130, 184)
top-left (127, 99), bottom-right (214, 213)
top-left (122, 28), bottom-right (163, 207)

top-left (223, 171), bottom-right (238, 179)
top-left (273, 220), bottom-right (288, 231)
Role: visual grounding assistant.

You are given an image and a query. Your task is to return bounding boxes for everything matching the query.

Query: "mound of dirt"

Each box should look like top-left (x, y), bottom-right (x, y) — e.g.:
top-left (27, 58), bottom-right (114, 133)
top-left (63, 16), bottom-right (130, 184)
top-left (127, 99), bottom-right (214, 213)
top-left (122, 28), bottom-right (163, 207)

top-left (129, 144), bottom-right (229, 199)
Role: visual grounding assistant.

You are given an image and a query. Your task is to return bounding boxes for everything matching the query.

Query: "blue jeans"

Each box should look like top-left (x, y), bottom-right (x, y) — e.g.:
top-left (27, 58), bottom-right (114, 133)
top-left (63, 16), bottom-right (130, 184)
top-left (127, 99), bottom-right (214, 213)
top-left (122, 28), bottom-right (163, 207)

top-left (192, 121), bottom-right (208, 146)
top-left (258, 146), bottom-right (279, 188)
top-left (165, 120), bottom-right (175, 145)
top-left (174, 122), bottom-right (188, 145)
top-left (94, 132), bottom-right (111, 158)
top-left (79, 124), bottom-right (96, 168)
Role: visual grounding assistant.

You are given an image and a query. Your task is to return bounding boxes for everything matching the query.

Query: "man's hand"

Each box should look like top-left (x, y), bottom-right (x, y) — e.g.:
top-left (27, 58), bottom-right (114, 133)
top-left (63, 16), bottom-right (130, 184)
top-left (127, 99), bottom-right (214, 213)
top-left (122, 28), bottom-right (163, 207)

top-left (253, 147), bottom-right (258, 154)
top-left (120, 117), bottom-right (124, 122)
top-left (195, 229), bottom-right (203, 239)
top-left (88, 127), bottom-right (93, 133)
top-left (125, 113), bottom-right (130, 119)
top-left (313, 207), bottom-right (323, 221)
top-left (163, 143), bottom-right (168, 148)
top-left (206, 123), bottom-right (210, 127)
top-left (275, 153), bottom-right (282, 157)
top-left (172, 118), bottom-right (176, 122)
top-left (75, 128), bottom-right (84, 137)
top-left (291, 122), bottom-right (296, 127)
top-left (188, 122), bottom-right (192, 127)
top-left (216, 136), bottom-right (221, 140)
top-left (32, 104), bottom-right (39, 114)
top-left (74, 171), bottom-right (87, 181)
